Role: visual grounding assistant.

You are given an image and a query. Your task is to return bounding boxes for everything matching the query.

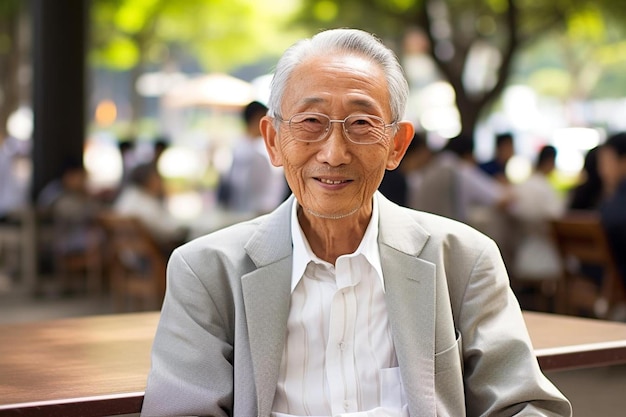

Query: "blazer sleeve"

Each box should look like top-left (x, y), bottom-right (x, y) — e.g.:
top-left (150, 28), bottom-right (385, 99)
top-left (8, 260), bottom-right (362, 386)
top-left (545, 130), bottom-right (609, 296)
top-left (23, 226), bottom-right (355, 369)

top-left (457, 238), bottom-right (572, 417)
top-left (141, 248), bottom-right (234, 417)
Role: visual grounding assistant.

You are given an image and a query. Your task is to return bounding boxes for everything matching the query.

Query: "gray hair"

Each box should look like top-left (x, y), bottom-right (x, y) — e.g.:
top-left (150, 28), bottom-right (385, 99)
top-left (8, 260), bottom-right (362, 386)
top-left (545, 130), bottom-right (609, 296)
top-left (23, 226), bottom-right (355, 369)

top-left (267, 28), bottom-right (409, 125)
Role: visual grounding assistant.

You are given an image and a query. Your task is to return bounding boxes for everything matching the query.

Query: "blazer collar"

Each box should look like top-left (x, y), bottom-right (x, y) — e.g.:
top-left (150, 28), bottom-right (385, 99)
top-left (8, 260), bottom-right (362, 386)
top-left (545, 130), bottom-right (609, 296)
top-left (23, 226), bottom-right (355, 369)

top-left (378, 192), bottom-right (437, 417)
top-left (241, 196), bottom-right (294, 416)
top-left (242, 193), bottom-right (437, 417)
top-left (244, 192), bottom-right (432, 264)
top-left (377, 190), bottom-right (430, 256)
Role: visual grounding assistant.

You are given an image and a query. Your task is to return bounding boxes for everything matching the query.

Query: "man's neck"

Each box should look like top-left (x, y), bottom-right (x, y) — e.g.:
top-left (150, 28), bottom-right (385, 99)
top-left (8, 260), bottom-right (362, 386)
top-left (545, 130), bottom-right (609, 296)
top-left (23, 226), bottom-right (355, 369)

top-left (297, 205), bottom-right (372, 264)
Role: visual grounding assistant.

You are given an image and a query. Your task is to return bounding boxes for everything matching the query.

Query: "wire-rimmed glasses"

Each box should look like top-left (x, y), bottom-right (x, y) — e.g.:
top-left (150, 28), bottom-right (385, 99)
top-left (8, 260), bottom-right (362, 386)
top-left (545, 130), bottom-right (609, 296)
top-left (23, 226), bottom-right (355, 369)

top-left (276, 112), bottom-right (396, 144)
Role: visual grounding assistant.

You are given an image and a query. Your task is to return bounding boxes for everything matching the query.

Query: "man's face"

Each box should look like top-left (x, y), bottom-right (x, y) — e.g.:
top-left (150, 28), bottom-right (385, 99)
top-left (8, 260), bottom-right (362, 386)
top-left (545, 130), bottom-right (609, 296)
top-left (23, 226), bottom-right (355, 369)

top-left (262, 54), bottom-right (412, 219)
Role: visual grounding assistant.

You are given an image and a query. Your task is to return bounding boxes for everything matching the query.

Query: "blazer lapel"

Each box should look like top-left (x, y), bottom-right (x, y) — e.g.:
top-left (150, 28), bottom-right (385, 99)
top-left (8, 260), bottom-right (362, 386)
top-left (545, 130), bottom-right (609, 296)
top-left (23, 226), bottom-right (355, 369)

top-left (241, 197), bottom-right (294, 416)
top-left (378, 194), bottom-right (437, 417)
top-left (241, 194), bottom-right (438, 416)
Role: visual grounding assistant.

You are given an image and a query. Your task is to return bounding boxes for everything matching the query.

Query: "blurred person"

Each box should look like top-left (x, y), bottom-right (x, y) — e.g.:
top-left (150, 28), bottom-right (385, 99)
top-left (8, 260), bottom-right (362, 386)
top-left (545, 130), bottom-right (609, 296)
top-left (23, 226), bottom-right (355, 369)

top-left (218, 100), bottom-right (287, 217)
top-left (117, 138), bottom-right (138, 189)
top-left (38, 157), bottom-right (99, 213)
top-left (415, 133), bottom-right (512, 224)
top-left (378, 131), bottom-right (432, 207)
top-left (563, 145), bottom-right (616, 308)
top-left (404, 131), bottom-right (435, 209)
top-left (114, 162), bottom-right (187, 254)
top-left (376, 158), bottom-right (407, 206)
top-left (37, 158), bottom-right (105, 293)
top-left (416, 134), bottom-right (516, 266)
top-left (0, 133), bottom-right (29, 221)
top-left (0, 132), bottom-right (30, 291)
top-left (598, 133), bottom-right (626, 289)
top-left (141, 28), bottom-right (570, 417)
top-left (509, 145), bottom-right (565, 285)
top-left (479, 132), bottom-right (515, 184)
top-left (567, 146), bottom-right (607, 210)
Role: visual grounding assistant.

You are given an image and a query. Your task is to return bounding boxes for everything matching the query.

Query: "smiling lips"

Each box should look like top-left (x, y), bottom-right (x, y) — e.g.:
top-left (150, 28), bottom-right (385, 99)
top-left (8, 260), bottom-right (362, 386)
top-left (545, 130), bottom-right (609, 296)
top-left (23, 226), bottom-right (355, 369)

top-left (317, 178), bottom-right (351, 185)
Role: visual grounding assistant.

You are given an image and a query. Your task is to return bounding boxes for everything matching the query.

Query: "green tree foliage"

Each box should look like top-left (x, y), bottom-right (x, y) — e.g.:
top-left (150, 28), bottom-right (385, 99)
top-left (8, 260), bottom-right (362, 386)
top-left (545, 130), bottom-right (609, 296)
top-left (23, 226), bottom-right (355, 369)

top-left (90, 0), bottom-right (304, 72)
top-left (293, 0), bottom-right (625, 135)
top-left (90, 0), bottom-right (307, 133)
top-left (515, 2), bottom-right (626, 106)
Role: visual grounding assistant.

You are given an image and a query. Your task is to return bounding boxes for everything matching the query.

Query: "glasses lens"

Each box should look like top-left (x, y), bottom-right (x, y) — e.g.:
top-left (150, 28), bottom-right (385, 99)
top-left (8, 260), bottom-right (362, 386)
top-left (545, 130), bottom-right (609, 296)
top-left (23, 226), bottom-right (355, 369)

top-left (287, 112), bottom-right (388, 143)
top-left (344, 115), bottom-right (386, 144)
top-left (289, 113), bottom-right (329, 142)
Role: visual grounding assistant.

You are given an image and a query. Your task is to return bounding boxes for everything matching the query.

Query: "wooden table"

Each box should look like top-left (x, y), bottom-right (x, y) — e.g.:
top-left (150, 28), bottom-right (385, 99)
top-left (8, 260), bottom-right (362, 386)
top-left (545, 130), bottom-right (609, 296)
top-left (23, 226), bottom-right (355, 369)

top-left (0, 312), bottom-right (158, 417)
top-left (1, 311), bottom-right (626, 416)
top-left (524, 311), bottom-right (626, 371)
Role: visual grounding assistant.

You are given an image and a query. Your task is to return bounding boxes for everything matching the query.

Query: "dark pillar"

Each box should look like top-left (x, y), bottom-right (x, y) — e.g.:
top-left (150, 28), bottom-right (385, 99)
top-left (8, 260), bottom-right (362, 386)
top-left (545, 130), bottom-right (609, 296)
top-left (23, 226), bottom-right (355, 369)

top-left (31, 0), bottom-right (88, 201)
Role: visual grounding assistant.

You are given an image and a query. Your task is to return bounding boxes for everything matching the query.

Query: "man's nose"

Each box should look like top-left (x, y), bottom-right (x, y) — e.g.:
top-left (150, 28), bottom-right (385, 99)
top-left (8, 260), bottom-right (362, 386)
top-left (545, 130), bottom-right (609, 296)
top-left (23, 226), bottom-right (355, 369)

top-left (317, 121), bottom-right (351, 166)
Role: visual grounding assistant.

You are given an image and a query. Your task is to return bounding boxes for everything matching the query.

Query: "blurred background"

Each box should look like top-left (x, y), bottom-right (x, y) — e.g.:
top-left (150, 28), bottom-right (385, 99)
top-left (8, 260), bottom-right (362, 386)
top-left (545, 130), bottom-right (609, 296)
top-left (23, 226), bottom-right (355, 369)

top-left (1, 0), bottom-right (626, 312)
top-left (2, 2), bottom-right (626, 415)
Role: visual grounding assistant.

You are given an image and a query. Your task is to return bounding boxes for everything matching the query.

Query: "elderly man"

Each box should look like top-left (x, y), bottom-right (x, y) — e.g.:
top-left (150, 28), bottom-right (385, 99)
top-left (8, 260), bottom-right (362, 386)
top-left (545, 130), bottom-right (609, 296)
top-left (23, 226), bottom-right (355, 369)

top-left (141, 28), bottom-right (571, 417)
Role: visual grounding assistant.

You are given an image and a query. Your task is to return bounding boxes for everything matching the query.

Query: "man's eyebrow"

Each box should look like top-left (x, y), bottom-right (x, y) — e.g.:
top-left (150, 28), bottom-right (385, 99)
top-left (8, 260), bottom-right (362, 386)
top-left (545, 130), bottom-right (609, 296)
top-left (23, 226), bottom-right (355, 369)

top-left (348, 99), bottom-right (376, 109)
top-left (301, 97), bottom-right (325, 106)
top-left (300, 97), bottom-right (377, 109)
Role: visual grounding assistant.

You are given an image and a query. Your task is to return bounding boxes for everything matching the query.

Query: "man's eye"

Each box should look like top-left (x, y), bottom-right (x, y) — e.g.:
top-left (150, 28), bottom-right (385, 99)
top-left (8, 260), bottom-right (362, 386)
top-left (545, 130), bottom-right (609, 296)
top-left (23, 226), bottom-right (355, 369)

top-left (351, 118), bottom-right (371, 126)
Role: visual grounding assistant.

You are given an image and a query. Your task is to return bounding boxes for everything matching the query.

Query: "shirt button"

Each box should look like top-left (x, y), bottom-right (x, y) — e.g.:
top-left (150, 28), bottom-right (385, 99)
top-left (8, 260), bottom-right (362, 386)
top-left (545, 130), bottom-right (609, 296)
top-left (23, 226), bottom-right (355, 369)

top-left (338, 341), bottom-right (345, 350)
top-left (343, 400), bottom-right (350, 411)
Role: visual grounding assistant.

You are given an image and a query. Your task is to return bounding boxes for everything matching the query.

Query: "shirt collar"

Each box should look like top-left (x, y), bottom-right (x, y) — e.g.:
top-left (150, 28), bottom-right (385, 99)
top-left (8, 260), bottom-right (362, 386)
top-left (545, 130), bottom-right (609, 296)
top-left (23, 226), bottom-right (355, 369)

top-left (290, 195), bottom-right (384, 293)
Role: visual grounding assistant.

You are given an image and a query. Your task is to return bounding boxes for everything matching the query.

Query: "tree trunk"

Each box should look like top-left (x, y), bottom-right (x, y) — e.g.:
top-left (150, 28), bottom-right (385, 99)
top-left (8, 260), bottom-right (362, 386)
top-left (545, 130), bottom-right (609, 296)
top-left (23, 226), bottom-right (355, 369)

top-left (0, 5), bottom-right (21, 137)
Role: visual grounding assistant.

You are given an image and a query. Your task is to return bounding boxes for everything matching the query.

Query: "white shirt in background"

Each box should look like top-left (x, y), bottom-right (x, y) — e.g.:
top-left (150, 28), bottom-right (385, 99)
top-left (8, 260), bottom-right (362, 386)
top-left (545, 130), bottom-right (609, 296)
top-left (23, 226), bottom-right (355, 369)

top-left (114, 186), bottom-right (186, 246)
top-left (227, 137), bottom-right (286, 216)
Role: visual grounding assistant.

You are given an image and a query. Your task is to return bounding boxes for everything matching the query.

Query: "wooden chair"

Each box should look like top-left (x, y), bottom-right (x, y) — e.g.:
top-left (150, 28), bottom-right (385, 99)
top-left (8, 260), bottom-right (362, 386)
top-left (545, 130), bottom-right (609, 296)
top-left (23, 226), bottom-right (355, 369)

top-left (54, 226), bottom-right (104, 294)
top-left (550, 212), bottom-right (626, 319)
top-left (97, 212), bottom-right (167, 312)
top-left (33, 206), bottom-right (105, 296)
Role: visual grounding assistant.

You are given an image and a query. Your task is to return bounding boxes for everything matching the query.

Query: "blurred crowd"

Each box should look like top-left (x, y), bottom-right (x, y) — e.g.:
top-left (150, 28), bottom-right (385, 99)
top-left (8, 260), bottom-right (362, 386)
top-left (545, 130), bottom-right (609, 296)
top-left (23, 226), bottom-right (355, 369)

top-left (379, 130), bottom-right (626, 318)
top-left (1, 113), bottom-right (625, 316)
top-left (0, 101), bottom-right (286, 297)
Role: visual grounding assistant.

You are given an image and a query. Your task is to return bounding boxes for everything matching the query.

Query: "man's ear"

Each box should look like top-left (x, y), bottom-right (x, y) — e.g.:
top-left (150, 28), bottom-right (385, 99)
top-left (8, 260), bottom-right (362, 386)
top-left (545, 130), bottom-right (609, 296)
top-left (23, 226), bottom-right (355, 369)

top-left (261, 116), bottom-right (283, 167)
top-left (386, 121), bottom-right (415, 170)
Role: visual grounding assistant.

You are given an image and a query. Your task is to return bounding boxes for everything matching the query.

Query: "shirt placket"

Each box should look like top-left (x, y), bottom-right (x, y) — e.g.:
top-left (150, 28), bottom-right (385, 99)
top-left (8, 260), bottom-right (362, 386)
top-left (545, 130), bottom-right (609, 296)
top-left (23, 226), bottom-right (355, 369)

top-left (326, 257), bottom-right (360, 415)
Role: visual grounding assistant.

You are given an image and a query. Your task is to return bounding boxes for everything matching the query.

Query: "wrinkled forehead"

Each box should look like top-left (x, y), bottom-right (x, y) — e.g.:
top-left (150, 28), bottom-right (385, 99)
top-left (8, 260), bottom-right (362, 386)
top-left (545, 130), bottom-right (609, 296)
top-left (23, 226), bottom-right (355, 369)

top-left (281, 53), bottom-right (390, 112)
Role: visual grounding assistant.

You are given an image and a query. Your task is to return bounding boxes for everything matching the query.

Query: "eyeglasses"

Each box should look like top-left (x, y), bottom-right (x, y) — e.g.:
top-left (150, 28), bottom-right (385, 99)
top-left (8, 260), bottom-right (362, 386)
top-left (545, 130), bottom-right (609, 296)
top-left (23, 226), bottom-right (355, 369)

top-left (276, 112), bottom-right (396, 145)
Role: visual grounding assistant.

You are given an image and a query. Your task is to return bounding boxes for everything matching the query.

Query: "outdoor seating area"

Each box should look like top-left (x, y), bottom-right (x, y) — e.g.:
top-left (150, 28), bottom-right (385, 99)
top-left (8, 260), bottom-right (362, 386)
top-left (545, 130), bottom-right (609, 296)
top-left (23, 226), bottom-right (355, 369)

top-left (2, 1), bottom-right (626, 416)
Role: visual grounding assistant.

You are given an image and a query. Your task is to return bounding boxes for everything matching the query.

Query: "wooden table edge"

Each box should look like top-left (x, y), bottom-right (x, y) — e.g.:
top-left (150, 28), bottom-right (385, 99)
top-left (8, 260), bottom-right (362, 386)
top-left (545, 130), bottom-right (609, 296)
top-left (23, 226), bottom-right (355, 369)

top-left (536, 342), bottom-right (626, 371)
top-left (0, 391), bottom-right (144, 417)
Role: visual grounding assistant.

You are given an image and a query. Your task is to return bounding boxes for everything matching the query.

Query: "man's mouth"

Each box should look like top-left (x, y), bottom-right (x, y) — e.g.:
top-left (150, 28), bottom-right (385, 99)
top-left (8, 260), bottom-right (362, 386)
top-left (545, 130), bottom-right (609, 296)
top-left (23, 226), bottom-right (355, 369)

top-left (317, 178), bottom-right (350, 185)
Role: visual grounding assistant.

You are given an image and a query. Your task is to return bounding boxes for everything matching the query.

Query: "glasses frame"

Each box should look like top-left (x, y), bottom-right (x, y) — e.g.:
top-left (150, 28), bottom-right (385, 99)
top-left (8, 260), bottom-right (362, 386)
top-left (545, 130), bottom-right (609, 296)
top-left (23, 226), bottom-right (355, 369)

top-left (275, 112), bottom-right (397, 145)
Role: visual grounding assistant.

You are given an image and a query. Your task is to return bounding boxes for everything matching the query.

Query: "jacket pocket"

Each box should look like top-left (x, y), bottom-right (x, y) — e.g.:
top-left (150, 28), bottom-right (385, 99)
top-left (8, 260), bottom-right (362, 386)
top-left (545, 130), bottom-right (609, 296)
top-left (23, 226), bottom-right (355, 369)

top-left (435, 330), bottom-right (462, 375)
top-left (434, 330), bottom-right (466, 416)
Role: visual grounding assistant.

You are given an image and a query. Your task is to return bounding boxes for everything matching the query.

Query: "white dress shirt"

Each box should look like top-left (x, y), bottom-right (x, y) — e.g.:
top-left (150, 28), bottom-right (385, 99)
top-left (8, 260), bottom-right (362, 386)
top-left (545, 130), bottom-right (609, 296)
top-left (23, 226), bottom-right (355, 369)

top-left (271, 197), bottom-right (408, 417)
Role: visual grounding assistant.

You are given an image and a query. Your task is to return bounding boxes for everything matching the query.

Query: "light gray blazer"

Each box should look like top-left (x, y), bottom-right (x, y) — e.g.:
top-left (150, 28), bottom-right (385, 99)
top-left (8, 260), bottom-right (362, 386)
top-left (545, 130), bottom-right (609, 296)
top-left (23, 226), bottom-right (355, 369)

top-left (141, 193), bottom-right (571, 417)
